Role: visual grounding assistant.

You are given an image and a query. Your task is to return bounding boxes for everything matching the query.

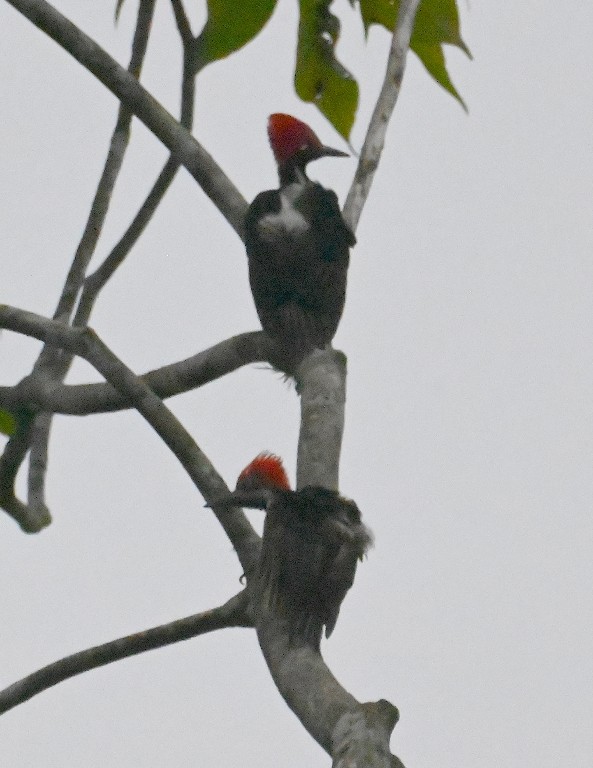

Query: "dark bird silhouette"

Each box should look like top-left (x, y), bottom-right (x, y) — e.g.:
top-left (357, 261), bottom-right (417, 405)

top-left (215, 453), bottom-right (372, 650)
top-left (244, 114), bottom-right (355, 365)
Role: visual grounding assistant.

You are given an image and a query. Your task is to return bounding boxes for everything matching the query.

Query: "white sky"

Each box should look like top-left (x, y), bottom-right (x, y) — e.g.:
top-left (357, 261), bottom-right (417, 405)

top-left (1, 1), bottom-right (592, 766)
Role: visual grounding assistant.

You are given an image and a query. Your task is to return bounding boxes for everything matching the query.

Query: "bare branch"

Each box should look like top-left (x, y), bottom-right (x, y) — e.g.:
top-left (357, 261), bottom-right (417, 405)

top-left (170, 0), bottom-right (193, 45)
top-left (27, 410), bottom-right (52, 518)
top-left (0, 409), bottom-right (50, 532)
top-left (254, 614), bottom-right (402, 767)
top-left (25, 0), bottom-right (157, 521)
top-left (343, 0), bottom-right (422, 232)
top-left (0, 332), bottom-right (273, 416)
top-left (74, 55), bottom-right (197, 328)
top-left (52, 0), bottom-right (157, 323)
top-left (9, 0), bottom-right (204, 527)
top-left (6, 0), bottom-right (248, 236)
top-left (333, 701), bottom-right (405, 768)
top-left (0, 591), bottom-right (251, 716)
top-left (0, 305), bottom-right (260, 571)
top-left (295, 349), bottom-right (346, 491)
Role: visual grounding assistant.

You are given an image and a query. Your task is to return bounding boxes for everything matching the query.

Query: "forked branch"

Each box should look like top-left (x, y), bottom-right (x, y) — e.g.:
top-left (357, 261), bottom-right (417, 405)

top-left (0, 304), bottom-right (260, 574)
top-left (23, 0), bottom-right (157, 527)
top-left (0, 332), bottom-right (273, 416)
top-left (1, 0), bottom-right (424, 763)
top-left (5, 0), bottom-right (248, 236)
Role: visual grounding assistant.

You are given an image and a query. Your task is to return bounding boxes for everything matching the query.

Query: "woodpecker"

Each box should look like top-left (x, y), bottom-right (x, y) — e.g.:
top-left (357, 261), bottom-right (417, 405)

top-left (215, 453), bottom-right (372, 650)
top-left (244, 114), bottom-right (355, 366)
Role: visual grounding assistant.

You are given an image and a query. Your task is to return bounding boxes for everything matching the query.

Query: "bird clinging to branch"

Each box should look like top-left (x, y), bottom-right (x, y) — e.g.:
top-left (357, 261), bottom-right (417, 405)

top-left (215, 453), bottom-right (372, 650)
top-left (244, 114), bottom-right (355, 367)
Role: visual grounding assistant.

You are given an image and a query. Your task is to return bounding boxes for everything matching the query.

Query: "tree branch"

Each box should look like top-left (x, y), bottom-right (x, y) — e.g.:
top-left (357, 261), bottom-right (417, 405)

top-left (0, 305), bottom-right (260, 573)
top-left (0, 332), bottom-right (273, 416)
top-left (253, 608), bottom-right (402, 767)
top-left (52, 0), bottom-right (157, 324)
top-left (23, 0), bottom-right (157, 526)
top-left (260, 349), bottom-right (403, 766)
top-left (295, 349), bottom-right (346, 491)
top-left (0, 591), bottom-right (251, 716)
top-left (5, 0), bottom-right (248, 236)
top-left (265, 7), bottom-right (424, 759)
top-left (74, 44), bottom-right (199, 329)
top-left (170, 0), bottom-right (192, 45)
top-left (0, 409), bottom-right (49, 532)
top-left (5, 0), bottom-right (205, 529)
top-left (343, 0), bottom-right (422, 232)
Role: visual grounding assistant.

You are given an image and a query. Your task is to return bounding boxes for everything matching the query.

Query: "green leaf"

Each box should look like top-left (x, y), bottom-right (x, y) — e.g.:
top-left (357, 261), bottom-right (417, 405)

top-left (357, 0), bottom-right (470, 107)
top-left (195, 0), bottom-right (278, 65)
top-left (0, 409), bottom-right (16, 437)
top-left (295, 0), bottom-right (359, 140)
top-left (412, 0), bottom-right (469, 52)
top-left (413, 42), bottom-right (466, 110)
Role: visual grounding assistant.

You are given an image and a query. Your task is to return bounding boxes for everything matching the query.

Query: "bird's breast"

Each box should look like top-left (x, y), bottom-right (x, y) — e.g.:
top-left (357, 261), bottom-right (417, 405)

top-left (257, 188), bottom-right (310, 242)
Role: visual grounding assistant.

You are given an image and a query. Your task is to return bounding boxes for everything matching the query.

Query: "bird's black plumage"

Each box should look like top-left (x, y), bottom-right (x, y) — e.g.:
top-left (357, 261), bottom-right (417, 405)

top-left (244, 123), bottom-right (355, 366)
top-left (255, 486), bottom-right (370, 649)
top-left (216, 479), bottom-right (371, 650)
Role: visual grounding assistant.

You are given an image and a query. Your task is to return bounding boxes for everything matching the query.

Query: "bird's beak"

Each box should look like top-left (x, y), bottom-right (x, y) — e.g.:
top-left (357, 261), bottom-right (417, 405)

top-left (319, 145), bottom-right (349, 158)
top-left (206, 490), bottom-right (269, 510)
top-left (205, 494), bottom-right (234, 508)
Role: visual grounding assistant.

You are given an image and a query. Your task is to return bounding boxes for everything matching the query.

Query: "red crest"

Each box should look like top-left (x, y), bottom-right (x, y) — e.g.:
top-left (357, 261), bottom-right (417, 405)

top-left (237, 453), bottom-right (291, 491)
top-left (267, 113), bottom-right (323, 166)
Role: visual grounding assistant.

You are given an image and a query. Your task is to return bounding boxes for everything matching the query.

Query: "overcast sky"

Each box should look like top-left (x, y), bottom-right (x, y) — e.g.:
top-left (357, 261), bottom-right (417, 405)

top-left (1, 1), bottom-right (593, 766)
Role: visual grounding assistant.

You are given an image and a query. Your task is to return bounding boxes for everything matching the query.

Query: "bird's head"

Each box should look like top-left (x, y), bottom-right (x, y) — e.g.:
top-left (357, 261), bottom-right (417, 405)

top-left (267, 114), bottom-right (348, 179)
top-left (208, 453), bottom-right (291, 511)
top-left (236, 452), bottom-right (291, 492)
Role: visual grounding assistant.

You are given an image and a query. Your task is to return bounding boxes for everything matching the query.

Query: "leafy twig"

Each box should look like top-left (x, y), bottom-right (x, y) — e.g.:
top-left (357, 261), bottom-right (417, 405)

top-left (255, 4), bottom-right (424, 763)
top-left (0, 591), bottom-right (251, 716)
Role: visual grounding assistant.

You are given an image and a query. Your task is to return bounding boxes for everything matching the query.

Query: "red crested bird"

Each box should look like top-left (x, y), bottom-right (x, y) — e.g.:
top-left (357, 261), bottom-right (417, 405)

top-left (215, 453), bottom-right (372, 650)
top-left (244, 114), bottom-right (355, 366)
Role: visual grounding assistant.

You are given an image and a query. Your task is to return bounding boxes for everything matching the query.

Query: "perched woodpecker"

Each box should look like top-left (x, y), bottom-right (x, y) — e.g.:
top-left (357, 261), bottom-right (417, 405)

top-left (244, 114), bottom-right (355, 366)
top-left (216, 453), bottom-right (372, 650)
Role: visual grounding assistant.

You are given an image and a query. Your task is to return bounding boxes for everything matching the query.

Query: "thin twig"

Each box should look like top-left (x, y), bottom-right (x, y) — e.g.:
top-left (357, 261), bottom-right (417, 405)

top-left (0, 591), bottom-right (251, 716)
top-left (0, 332), bottom-right (273, 416)
top-left (0, 304), bottom-right (260, 574)
top-left (170, 0), bottom-right (193, 45)
top-left (20, 1), bottom-right (200, 525)
top-left (343, 0), bottom-right (422, 232)
top-left (74, 51), bottom-right (198, 328)
top-left (0, 409), bottom-right (49, 532)
top-left (6, 0), bottom-right (247, 236)
top-left (4, 0), bottom-right (236, 527)
top-left (52, 0), bottom-right (157, 323)
top-left (24, 0), bottom-right (157, 522)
